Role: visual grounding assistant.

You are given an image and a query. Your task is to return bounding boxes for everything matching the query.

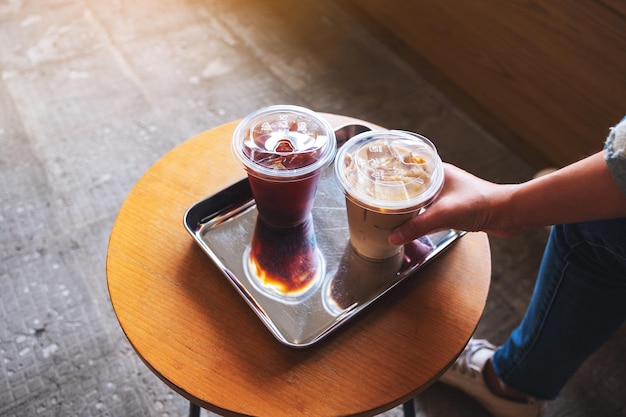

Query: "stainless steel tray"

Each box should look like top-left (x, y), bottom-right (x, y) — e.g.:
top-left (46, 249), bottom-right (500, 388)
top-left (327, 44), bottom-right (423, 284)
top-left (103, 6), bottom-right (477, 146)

top-left (184, 124), bottom-right (465, 347)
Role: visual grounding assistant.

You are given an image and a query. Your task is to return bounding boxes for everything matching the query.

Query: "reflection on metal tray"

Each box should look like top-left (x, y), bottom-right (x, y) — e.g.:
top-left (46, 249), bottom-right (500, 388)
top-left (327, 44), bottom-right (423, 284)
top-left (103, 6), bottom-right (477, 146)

top-left (184, 124), bottom-right (465, 347)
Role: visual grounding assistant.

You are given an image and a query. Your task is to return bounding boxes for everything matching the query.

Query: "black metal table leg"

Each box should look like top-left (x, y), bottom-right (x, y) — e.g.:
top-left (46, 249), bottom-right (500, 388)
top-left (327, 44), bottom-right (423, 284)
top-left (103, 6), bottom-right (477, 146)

top-left (402, 399), bottom-right (415, 417)
top-left (189, 401), bottom-right (201, 417)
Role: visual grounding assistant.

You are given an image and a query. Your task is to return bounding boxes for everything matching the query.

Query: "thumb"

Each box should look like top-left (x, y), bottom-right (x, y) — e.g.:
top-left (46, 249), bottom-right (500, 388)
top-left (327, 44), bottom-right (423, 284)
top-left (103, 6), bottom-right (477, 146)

top-left (388, 227), bottom-right (412, 246)
top-left (388, 208), bottom-right (444, 245)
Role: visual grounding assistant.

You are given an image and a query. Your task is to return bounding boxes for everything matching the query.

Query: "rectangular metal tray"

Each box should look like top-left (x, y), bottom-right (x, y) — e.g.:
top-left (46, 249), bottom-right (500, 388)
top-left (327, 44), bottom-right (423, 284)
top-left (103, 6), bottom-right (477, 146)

top-left (184, 125), bottom-right (464, 347)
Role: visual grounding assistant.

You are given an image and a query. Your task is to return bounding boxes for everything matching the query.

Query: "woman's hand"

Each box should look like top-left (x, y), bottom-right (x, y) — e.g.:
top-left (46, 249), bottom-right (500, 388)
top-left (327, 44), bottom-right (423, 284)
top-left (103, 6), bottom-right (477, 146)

top-left (389, 151), bottom-right (626, 246)
top-left (389, 164), bottom-right (516, 245)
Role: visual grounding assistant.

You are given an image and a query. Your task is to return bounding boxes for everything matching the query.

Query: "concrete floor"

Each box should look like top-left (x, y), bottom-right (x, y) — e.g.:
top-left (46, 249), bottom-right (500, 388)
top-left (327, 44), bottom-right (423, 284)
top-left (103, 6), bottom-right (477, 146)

top-left (1, 0), bottom-right (624, 416)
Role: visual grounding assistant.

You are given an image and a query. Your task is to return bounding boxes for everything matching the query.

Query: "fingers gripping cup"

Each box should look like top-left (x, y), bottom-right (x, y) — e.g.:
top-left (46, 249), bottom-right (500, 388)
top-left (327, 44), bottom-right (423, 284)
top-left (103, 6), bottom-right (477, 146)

top-left (334, 130), bottom-right (444, 260)
top-left (232, 105), bottom-right (336, 228)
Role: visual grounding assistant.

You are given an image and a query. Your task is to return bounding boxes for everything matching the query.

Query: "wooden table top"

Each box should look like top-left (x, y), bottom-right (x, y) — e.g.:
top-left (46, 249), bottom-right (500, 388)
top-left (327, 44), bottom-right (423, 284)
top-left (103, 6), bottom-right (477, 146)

top-left (106, 114), bottom-right (491, 417)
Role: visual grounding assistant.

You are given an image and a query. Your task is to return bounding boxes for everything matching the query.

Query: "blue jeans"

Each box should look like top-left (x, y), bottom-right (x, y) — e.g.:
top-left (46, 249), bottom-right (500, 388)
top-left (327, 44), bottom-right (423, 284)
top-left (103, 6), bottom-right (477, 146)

top-left (492, 218), bottom-right (626, 400)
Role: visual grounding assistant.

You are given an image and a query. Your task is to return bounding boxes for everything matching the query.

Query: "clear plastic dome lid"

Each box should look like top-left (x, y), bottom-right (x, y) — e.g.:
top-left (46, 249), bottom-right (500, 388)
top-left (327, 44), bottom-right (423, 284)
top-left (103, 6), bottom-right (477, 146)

top-left (232, 105), bottom-right (336, 178)
top-left (335, 130), bottom-right (444, 213)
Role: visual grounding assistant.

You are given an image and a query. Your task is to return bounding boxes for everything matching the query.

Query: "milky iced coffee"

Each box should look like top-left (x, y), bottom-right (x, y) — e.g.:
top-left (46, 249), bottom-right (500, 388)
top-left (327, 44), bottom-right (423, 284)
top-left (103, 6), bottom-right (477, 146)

top-left (232, 105), bottom-right (336, 228)
top-left (334, 130), bottom-right (444, 260)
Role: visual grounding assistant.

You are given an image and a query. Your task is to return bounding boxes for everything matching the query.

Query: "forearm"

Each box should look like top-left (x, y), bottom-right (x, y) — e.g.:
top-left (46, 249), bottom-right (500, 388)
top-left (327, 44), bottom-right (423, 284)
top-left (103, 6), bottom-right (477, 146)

top-left (502, 151), bottom-right (626, 232)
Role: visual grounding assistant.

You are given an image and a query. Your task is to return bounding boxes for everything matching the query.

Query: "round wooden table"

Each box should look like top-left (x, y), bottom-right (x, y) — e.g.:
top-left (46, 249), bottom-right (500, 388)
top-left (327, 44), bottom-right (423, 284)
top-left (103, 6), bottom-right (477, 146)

top-left (106, 114), bottom-right (491, 417)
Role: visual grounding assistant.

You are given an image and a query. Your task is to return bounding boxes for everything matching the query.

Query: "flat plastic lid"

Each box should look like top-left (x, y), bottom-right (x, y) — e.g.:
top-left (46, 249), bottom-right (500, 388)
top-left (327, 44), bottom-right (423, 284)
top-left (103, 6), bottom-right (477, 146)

top-left (232, 105), bottom-right (336, 178)
top-left (335, 130), bottom-right (444, 213)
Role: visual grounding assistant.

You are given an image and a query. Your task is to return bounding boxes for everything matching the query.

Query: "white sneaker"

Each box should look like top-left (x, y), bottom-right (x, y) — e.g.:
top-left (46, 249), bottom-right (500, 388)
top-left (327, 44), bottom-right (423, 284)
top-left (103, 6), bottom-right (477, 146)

top-left (439, 339), bottom-right (545, 417)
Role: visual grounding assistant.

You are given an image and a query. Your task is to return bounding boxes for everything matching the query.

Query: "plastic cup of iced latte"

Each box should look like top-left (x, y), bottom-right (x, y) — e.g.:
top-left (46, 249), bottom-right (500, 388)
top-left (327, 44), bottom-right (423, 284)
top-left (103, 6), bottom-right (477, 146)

top-left (334, 130), bottom-right (444, 260)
